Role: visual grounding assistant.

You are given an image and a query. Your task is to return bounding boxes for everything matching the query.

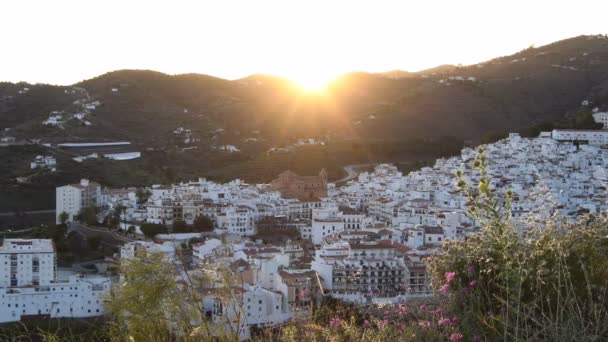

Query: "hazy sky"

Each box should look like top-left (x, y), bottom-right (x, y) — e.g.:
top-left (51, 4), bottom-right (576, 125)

top-left (2, 0), bottom-right (607, 86)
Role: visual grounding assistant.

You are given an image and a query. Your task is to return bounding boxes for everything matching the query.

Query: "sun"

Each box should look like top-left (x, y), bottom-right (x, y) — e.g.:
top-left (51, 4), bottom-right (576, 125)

top-left (290, 72), bottom-right (332, 92)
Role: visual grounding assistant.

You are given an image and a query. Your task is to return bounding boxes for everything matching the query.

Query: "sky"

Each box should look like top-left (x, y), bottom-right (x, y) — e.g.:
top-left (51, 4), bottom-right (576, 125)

top-left (2, 0), bottom-right (607, 86)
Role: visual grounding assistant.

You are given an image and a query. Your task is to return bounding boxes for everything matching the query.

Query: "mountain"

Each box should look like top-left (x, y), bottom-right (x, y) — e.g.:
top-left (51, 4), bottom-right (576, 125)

top-left (377, 70), bottom-right (413, 79)
top-left (2, 35), bottom-right (608, 148)
top-left (2, 34), bottom-right (608, 212)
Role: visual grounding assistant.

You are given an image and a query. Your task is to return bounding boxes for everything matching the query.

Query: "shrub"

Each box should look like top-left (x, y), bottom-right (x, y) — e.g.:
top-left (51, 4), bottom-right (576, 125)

top-left (427, 149), bottom-right (608, 340)
top-left (140, 223), bottom-right (167, 239)
top-left (172, 219), bottom-right (188, 233)
top-left (78, 207), bottom-right (98, 226)
top-left (193, 215), bottom-right (214, 232)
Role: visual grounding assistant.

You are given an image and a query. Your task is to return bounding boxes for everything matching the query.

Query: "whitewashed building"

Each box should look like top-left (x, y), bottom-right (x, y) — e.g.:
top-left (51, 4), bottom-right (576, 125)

top-left (0, 239), bottom-right (110, 323)
top-left (551, 129), bottom-right (608, 145)
top-left (55, 179), bottom-right (101, 223)
top-left (30, 155), bottom-right (56, 172)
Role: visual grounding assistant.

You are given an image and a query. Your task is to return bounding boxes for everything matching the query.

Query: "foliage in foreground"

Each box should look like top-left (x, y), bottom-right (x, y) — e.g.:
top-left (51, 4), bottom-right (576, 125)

top-left (273, 149), bottom-right (608, 342)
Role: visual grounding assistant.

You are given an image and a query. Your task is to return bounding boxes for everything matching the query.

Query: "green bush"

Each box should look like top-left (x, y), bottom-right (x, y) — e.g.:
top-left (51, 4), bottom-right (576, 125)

top-left (140, 223), bottom-right (168, 238)
top-left (192, 215), bottom-right (214, 232)
top-left (427, 149), bottom-right (608, 340)
top-left (78, 207), bottom-right (98, 226)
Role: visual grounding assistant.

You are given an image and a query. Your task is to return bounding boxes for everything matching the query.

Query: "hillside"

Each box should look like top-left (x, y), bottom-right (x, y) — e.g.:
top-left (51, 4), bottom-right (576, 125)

top-left (2, 34), bottom-right (608, 212)
top-left (2, 35), bottom-right (608, 146)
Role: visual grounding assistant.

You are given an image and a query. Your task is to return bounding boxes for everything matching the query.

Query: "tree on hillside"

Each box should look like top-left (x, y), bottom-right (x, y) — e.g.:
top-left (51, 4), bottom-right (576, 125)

top-left (140, 223), bottom-right (167, 239)
top-left (171, 219), bottom-right (188, 233)
top-left (78, 207), bottom-right (98, 226)
top-left (136, 188), bottom-right (152, 205)
top-left (58, 211), bottom-right (69, 225)
top-left (110, 205), bottom-right (126, 229)
top-left (193, 215), bottom-right (214, 232)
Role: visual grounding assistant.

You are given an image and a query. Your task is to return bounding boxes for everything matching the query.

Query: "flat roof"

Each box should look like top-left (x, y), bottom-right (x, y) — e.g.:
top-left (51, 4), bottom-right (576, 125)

top-left (0, 239), bottom-right (54, 253)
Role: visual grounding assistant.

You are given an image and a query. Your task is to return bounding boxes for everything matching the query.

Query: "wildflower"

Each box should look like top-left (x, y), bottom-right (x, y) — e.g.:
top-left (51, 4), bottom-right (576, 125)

top-left (469, 279), bottom-right (477, 287)
top-left (383, 310), bottom-right (390, 316)
top-left (439, 284), bottom-right (450, 295)
top-left (418, 320), bottom-right (431, 328)
top-left (376, 319), bottom-right (388, 329)
top-left (393, 305), bottom-right (407, 317)
top-left (419, 304), bottom-right (427, 311)
top-left (363, 320), bottom-right (370, 327)
top-left (438, 317), bottom-right (451, 326)
top-left (329, 318), bottom-right (340, 328)
top-left (445, 272), bottom-right (456, 282)
top-left (432, 307), bottom-right (443, 316)
top-left (449, 332), bottom-right (464, 342)
top-left (451, 316), bottom-right (460, 324)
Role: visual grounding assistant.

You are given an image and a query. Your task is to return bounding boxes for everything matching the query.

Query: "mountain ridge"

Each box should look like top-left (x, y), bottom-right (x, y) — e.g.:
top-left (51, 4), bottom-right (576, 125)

top-left (2, 34), bottom-right (608, 147)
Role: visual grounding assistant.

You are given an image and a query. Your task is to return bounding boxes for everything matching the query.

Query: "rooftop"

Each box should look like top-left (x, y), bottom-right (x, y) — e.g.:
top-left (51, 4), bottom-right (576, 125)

top-left (0, 239), bottom-right (54, 254)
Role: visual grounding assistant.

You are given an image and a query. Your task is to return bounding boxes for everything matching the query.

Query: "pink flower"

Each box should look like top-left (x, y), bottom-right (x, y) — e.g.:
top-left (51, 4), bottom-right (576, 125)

top-left (445, 272), bottom-right (456, 282)
top-left (363, 320), bottom-right (370, 327)
top-left (418, 320), bottom-right (431, 328)
top-left (376, 319), bottom-right (388, 329)
top-left (438, 317), bottom-right (451, 326)
top-left (329, 318), bottom-right (340, 328)
top-left (419, 304), bottom-right (427, 311)
top-left (396, 322), bottom-right (403, 330)
top-left (439, 283), bottom-right (450, 295)
top-left (395, 305), bottom-right (407, 317)
top-left (469, 279), bottom-right (477, 287)
top-left (432, 307), bottom-right (443, 316)
top-left (449, 332), bottom-right (464, 342)
top-left (451, 316), bottom-right (460, 324)
top-left (383, 310), bottom-right (390, 316)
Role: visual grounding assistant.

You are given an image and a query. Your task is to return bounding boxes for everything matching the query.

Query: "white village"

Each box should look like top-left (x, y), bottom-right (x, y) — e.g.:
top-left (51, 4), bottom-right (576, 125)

top-left (4, 116), bottom-right (608, 338)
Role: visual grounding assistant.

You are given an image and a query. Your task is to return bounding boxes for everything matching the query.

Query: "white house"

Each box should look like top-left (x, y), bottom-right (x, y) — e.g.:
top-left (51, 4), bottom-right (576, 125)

top-left (30, 155), bottom-right (56, 172)
top-left (592, 112), bottom-right (608, 129)
top-left (0, 239), bottom-right (110, 323)
top-left (55, 179), bottom-right (101, 224)
top-left (551, 129), bottom-right (608, 145)
top-left (120, 241), bottom-right (177, 263)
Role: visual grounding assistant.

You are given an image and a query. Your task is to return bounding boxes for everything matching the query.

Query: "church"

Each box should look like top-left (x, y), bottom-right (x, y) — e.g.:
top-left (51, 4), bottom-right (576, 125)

top-left (270, 169), bottom-right (328, 201)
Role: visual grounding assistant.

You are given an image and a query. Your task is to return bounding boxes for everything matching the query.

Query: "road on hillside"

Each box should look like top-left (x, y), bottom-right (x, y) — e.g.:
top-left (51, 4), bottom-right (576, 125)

top-left (68, 222), bottom-right (135, 246)
top-left (0, 209), bottom-right (55, 216)
top-left (333, 163), bottom-right (377, 184)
